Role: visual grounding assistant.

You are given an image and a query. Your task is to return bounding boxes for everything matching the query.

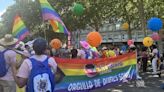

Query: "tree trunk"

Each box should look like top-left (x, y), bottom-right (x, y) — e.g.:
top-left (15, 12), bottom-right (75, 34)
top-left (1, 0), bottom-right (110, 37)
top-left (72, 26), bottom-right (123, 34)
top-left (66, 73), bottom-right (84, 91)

top-left (94, 21), bottom-right (99, 32)
top-left (128, 23), bottom-right (132, 39)
top-left (138, 0), bottom-right (147, 37)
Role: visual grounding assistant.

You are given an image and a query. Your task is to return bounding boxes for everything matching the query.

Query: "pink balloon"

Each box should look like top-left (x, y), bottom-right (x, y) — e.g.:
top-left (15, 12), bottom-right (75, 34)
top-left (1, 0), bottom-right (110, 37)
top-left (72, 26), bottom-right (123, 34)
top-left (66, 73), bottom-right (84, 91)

top-left (127, 40), bottom-right (134, 46)
top-left (151, 32), bottom-right (160, 41)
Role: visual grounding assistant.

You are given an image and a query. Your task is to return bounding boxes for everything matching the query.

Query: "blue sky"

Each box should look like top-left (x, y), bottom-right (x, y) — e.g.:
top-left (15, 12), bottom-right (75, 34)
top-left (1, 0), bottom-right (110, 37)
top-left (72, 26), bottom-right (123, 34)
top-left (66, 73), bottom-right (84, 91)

top-left (0, 0), bottom-right (15, 19)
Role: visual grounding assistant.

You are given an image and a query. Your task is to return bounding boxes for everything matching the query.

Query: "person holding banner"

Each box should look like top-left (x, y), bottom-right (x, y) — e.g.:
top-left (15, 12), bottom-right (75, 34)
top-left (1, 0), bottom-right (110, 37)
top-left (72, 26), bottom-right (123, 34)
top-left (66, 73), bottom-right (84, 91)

top-left (142, 47), bottom-right (148, 72)
top-left (129, 44), bottom-right (142, 79)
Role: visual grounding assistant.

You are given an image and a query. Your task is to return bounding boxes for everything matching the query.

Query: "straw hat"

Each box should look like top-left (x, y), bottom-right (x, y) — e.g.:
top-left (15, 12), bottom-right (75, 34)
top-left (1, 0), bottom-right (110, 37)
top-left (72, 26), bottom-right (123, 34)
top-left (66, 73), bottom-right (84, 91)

top-left (0, 34), bottom-right (18, 46)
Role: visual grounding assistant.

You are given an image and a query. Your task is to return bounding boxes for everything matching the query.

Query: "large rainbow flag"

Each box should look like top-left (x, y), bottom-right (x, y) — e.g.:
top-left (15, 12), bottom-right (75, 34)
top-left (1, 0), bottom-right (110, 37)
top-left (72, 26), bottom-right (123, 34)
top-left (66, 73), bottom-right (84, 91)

top-left (12, 15), bottom-right (29, 41)
top-left (54, 52), bottom-right (137, 92)
top-left (39, 0), bottom-right (70, 35)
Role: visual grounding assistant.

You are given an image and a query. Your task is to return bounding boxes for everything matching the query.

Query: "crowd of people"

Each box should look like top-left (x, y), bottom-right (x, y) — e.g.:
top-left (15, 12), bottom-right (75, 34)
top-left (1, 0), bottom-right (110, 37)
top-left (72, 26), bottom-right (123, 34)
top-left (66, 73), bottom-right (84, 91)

top-left (0, 34), bottom-right (163, 92)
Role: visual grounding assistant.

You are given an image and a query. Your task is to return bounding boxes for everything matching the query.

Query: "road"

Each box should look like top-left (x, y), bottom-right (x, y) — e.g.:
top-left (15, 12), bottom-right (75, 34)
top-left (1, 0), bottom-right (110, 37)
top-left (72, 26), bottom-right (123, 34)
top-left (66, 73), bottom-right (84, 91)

top-left (92, 72), bottom-right (164, 92)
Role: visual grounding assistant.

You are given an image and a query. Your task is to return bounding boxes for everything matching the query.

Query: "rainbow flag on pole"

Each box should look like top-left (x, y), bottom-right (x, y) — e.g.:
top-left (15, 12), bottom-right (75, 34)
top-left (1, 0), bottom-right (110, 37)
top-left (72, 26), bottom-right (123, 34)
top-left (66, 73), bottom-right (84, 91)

top-left (39, 0), bottom-right (70, 35)
top-left (12, 15), bottom-right (29, 41)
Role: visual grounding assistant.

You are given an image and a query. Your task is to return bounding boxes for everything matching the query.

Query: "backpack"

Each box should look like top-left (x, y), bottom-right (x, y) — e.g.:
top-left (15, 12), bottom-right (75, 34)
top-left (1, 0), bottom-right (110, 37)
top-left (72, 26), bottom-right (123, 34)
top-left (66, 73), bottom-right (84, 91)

top-left (26, 57), bottom-right (55, 92)
top-left (157, 51), bottom-right (160, 58)
top-left (0, 49), bottom-right (8, 77)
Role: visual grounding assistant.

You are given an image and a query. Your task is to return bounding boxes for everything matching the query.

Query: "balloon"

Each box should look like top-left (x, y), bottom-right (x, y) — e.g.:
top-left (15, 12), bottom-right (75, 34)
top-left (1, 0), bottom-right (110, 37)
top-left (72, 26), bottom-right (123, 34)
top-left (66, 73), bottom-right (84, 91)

top-left (151, 32), bottom-right (160, 41)
top-left (122, 23), bottom-right (129, 30)
top-left (72, 3), bottom-right (84, 16)
top-left (107, 50), bottom-right (116, 57)
top-left (50, 39), bottom-right (62, 49)
top-left (143, 37), bottom-right (153, 47)
top-left (127, 39), bottom-right (134, 46)
top-left (87, 31), bottom-right (102, 47)
top-left (147, 17), bottom-right (163, 32)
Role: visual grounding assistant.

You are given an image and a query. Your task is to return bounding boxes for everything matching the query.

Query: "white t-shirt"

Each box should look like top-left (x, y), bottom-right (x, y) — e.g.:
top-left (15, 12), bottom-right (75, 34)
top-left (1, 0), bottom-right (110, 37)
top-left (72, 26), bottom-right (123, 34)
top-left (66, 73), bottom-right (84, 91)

top-left (17, 55), bottom-right (57, 79)
top-left (152, 48), bottom-right (158, 59)
top-left (77, 49), bottom-right (86, 59)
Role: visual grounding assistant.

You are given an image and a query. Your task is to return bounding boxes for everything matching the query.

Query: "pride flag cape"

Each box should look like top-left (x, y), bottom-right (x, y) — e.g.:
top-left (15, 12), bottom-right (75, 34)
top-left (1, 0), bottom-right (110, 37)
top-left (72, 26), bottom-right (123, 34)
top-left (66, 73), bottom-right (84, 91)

top-left (12, 15), bottom-right (29, 41)
top-left (54, 52), bottom-right (137, 92)
top-left (39, 0), bottom-right (70, 35)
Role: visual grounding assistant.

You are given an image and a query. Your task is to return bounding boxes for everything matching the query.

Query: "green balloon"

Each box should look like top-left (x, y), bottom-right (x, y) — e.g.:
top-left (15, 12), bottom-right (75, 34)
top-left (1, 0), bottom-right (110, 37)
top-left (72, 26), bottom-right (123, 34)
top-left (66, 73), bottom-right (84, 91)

top-left (72, 3), bottom-right (84, 16)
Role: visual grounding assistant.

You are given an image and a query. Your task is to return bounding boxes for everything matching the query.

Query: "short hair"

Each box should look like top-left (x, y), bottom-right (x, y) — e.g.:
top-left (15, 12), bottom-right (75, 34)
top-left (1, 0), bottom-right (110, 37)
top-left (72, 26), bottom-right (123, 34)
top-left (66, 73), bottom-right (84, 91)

top-left (33, 38), bottom-right (47, 55)
top-left (25, 45), bottom-right (30, 48)
top-left (152, 45), bottom-right (157, 49)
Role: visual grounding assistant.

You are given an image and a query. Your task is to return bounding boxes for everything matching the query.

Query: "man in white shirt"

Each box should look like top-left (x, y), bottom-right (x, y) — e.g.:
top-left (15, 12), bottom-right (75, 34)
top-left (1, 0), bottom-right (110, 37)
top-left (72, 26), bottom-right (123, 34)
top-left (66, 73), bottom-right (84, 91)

top-left (12, 38), bottom-right (57, 92)
top-left (0, 34), bottom-right (18, 92)
top-left (152, 45), bottom-right (159, 74)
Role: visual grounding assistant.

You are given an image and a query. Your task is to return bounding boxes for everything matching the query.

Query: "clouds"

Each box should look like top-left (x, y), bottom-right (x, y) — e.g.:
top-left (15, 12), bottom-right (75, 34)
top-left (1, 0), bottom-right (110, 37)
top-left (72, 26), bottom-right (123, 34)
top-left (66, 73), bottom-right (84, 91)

top-left (0, 9), bottom-right (6, 17)
top-left (0, 9), bottom-right (6, 20)
top-left (0, 0), bottom-right (15, 20)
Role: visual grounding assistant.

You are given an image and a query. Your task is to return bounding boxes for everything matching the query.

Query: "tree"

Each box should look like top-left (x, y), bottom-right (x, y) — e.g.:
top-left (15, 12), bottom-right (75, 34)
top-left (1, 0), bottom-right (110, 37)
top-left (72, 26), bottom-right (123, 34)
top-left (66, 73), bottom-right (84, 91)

top-left (1, 0), bottom-right (164, 40)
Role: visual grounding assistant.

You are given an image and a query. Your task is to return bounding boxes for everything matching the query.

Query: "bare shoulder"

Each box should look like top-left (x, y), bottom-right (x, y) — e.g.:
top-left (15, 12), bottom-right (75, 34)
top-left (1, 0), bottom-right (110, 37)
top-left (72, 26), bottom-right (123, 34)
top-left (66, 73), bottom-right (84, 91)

top-left (48, 57), bottom-right (56, 62)
top-left (6, 50), bottom-right (17, 54)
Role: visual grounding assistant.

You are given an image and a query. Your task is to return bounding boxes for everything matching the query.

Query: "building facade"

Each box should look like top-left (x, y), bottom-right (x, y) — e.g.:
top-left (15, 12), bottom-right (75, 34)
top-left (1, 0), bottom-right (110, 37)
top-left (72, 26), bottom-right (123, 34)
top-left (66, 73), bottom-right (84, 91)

top-left (71, 23), bottom-right (163, 53)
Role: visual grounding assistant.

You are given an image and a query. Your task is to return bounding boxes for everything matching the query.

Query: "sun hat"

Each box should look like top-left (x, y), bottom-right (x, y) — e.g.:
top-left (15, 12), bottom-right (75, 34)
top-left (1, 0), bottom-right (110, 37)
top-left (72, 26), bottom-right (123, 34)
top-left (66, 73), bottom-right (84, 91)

top-left (0, 34), bottom-right (18, 46)
top-left (80, 41), bottom-right (90, 49)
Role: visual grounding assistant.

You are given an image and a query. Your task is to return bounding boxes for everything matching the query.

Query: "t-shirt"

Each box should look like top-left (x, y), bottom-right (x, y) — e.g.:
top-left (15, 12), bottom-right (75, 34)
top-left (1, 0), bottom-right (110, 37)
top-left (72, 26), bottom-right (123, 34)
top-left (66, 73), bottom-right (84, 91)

top-left (77, 49), bottom-right (86, 59)
top-left (17, 55), bottom-right (57, 79)
top-left (152, 48), bottom-right (158, 59)
top-left (0, 46), bottom-right (17, 81)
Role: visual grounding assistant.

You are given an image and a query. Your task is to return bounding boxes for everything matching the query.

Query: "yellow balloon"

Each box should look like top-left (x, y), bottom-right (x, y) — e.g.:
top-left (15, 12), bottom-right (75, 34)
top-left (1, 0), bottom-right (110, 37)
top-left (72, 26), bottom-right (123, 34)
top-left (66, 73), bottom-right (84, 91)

top-left (143, 37), bottom-right (153, 47)
top-left (122, 23), bottom-right (129, 30)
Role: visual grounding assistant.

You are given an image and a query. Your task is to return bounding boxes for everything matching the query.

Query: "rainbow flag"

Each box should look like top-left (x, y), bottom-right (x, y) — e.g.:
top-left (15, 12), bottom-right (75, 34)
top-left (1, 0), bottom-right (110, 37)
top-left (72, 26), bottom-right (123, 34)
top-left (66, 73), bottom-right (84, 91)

top-left (39, 0), bottom-right (70, 35)
top-left (54, 52), bottom-right (137, 91)
top-left (12, 15), bottom-right (29, 41)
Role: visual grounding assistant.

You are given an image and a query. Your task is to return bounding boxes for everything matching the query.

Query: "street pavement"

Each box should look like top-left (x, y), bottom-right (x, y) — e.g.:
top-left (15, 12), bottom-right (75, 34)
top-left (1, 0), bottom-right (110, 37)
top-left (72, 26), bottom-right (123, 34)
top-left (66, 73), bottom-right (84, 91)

top-left (92, 72), bottom-right (164, 92)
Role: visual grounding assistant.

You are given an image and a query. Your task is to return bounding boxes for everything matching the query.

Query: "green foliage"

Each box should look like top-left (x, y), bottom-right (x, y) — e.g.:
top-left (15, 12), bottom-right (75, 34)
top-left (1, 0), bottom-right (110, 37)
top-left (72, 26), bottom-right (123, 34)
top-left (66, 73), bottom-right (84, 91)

top-left (1, 0), bottom-right (164, 39)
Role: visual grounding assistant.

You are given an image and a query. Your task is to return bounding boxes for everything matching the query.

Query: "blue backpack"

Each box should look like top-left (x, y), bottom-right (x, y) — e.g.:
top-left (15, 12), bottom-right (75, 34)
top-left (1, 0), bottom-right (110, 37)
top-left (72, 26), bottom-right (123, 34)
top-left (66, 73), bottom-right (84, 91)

top-left (0, 50), bottom-right (8, 77)
top-left (26, 57), bottom-right (55, 92)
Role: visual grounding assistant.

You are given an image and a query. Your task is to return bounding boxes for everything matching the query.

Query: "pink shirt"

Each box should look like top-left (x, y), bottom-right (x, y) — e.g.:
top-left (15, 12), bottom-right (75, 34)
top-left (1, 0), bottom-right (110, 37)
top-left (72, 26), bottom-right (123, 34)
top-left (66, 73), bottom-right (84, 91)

top-left (0, 47), bottom-right (17, 81)
top-left (17, 55), bottom-right (57, 78)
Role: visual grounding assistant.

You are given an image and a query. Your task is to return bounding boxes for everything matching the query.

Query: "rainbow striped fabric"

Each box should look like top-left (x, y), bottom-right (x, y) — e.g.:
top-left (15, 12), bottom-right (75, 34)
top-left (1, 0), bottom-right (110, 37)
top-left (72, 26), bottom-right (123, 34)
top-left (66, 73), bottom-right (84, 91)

top-left (39, 0), bottom-right (70, 35)
top-left (12, 15), bottom-right (29, 41)
top-left (54, 52), bottom-right (137, 91)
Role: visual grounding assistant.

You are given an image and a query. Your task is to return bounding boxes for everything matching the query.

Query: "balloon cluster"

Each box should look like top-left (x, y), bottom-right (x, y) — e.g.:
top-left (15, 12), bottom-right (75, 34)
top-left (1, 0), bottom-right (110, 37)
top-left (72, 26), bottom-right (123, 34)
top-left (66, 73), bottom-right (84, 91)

top-left (72, 3), bottom-right (84, 16)
top-left (127, 39), bottom-right (134, 46)
top-left (50, 39), bottom-right (62, 49)
top-left (122, 22), bottom-right (129, 30)
top-left (151, 32), bottom-right (160, 41)
top-left (147, 17), bottom-right (163, 32)
top-left (86, 31), bottom-right (102, 47)
top-left (143, 37), bottom-right (153, 47)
